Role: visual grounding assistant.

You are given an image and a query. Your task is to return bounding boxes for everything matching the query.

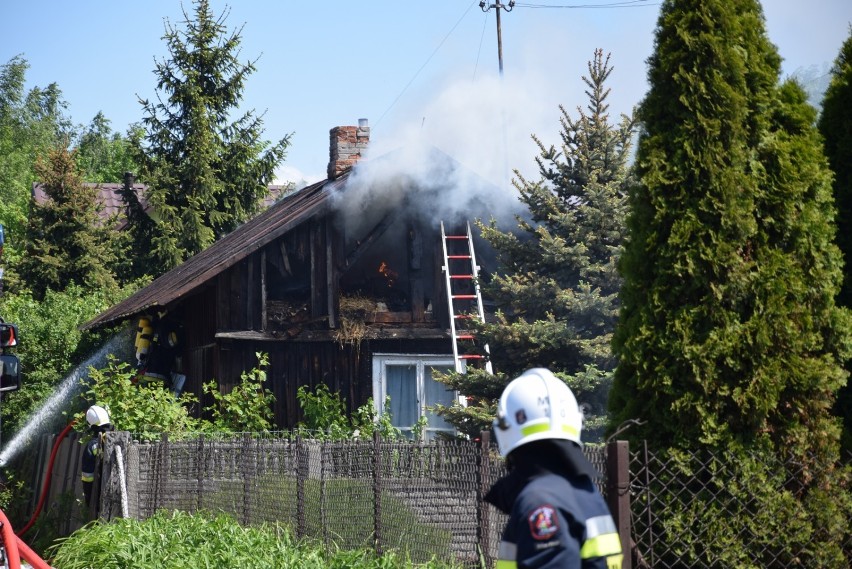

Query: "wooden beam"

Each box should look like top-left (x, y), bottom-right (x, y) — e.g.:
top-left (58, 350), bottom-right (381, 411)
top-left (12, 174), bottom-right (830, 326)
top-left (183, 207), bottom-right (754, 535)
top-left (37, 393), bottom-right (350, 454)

top-left (343, 213), bottom-right (395, 269)
top-left (261, 250), bottom-right (267, 332)
top-left (215, 326), bottom-right (449, 342)
top-left (408, 224), bottom-right (425, 322)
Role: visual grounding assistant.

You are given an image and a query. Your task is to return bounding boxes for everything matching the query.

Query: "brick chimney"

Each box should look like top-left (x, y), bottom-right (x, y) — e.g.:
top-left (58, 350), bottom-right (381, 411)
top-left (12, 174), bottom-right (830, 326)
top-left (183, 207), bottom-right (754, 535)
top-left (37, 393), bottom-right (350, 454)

top-left (327, 118), bottom-right (370, 180)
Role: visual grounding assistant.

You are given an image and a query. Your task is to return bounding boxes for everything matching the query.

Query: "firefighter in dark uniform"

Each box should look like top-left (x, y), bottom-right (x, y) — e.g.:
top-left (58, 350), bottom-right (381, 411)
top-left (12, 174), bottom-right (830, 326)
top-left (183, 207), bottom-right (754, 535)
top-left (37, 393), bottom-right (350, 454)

top-left (81, 405), bottom-right (113, 507)
top-left (485, 368), bottom-right (623, 569)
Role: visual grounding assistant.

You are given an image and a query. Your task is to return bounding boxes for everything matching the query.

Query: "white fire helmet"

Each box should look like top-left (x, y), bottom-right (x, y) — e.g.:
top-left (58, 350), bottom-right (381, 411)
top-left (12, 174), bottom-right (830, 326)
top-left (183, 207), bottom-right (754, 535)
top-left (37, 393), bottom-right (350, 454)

top-left (493, 368), bottom-right (583, 457)
top-left (86, 405), bottom-right (111, 428)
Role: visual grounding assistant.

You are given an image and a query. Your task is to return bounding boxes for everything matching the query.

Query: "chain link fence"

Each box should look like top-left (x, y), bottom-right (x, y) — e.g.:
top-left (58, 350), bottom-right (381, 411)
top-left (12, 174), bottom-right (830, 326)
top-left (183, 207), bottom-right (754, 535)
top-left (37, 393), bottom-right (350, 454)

top-left (100, 432), bottom-right (567, 567)
top-left (82, 432), bottom-right (850, 568)
top-left (628, 443), bottom-right (852, 568)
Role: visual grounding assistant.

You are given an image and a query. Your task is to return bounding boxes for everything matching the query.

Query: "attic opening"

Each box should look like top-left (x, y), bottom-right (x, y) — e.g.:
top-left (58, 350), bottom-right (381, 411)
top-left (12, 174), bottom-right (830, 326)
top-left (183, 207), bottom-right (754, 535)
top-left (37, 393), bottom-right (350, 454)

top-left (340, 220), bottom-right (439, 318)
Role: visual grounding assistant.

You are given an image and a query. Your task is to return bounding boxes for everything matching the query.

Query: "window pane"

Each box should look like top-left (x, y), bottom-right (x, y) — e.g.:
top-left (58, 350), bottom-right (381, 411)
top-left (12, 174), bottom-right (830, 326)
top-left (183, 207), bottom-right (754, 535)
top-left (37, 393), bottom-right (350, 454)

top-left (424, 365), bottom-right (455, 431)
top-left (386, 364), bottom-right (417, 429)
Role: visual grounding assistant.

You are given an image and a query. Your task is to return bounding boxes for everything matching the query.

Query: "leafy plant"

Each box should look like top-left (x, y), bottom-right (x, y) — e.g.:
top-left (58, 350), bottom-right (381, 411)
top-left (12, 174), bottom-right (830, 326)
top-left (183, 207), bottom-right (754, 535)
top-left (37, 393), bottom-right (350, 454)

top-left (76, 356), bottom-right (199, 441)
top-left (295, 384), bottom-right (402, 440)
top-left (202, 352), bottom-right (275, 432)
top-left (47, 509), bottom-right (458, 569)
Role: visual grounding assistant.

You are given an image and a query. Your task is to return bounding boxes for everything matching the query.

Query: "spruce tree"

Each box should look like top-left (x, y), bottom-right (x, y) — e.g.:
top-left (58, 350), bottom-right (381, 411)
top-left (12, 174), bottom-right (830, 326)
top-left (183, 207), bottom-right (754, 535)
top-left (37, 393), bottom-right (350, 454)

top-left (438, 50), bottom-right (635, 441)
top-left (609, 0), bottom-right (851, 564)
top-left (17, 144), bottom-right (118, 299)
top-left (818, 26), bottom-right (852, 452)
top-left (130, 0), bottom-right (290, 272)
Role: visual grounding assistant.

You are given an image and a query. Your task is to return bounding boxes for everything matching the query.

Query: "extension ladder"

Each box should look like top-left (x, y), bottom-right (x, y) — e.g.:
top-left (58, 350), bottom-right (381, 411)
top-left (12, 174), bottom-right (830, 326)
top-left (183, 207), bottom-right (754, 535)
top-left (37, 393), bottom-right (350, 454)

top-left (441, 221), bottom-right (493, 374)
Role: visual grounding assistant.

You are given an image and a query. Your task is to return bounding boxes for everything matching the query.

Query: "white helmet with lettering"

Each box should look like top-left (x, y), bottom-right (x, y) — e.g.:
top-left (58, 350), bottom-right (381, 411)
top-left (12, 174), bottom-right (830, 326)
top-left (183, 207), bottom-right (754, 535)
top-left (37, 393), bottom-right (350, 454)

top-left (86, 405), bottom-right (111, 428)
top-left (492, 368), bottom-right (583, 457)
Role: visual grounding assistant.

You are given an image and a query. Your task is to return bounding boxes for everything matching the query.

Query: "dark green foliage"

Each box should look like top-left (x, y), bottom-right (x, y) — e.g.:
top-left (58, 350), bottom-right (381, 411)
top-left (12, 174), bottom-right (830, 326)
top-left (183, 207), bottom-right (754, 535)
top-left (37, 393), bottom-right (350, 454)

top-left (16, 144), bottom-right (119, 299)
top-left (129, 0), bottom-right (291, 273)
top-left (48, 509), bottom-right (457, 569)
top-left (438, 50), bottom-right (635, 441)
top-left (610, 0), bottom-right (849, 460)
top-left (818, 26), bottom-right (852, 452)
top-left (609, 0), bottom-right (852, 564)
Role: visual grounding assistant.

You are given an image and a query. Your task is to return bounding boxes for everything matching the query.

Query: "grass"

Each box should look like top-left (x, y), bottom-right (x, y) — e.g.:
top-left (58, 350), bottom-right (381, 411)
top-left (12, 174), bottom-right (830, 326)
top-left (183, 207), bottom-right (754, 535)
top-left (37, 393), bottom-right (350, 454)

top-left (47, 509), bottom-right (460, 569)
top-left (210, 475), bottom-right (455, 564)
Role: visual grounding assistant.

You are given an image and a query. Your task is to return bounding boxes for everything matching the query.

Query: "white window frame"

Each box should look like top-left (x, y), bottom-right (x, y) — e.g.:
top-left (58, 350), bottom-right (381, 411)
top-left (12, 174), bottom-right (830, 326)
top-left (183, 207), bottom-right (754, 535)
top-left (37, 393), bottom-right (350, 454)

top-left (372, 353), bottom-right (465, 440)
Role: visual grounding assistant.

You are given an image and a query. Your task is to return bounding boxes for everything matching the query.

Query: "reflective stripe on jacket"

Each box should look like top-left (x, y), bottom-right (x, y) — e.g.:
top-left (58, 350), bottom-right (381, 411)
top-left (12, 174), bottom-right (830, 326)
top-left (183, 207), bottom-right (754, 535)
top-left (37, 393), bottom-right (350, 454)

top-left (80, 437), bottom-right (101, 483)
top-left (495, 472), bottom-right (623, 569)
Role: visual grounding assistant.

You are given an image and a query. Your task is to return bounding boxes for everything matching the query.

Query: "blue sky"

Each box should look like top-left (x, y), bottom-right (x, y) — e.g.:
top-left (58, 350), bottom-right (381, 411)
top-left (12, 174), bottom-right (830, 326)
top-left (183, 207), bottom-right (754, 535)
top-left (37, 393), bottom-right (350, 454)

top-left (1, 1), bottom-right (850, 188)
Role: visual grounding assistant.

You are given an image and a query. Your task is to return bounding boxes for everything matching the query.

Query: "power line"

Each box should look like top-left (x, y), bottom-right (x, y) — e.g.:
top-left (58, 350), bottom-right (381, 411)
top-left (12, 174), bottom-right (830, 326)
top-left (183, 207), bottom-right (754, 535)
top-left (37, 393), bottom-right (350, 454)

top-left (375, 1), bottom-right (479, 128)
top-left (515, 1), bottom-right (658, 8)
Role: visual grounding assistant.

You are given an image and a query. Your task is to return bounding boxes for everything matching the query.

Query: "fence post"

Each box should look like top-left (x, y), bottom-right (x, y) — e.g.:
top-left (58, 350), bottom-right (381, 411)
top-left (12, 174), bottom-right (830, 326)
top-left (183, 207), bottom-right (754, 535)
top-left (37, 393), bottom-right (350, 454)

top-left (373, 429), bottom-right (383, 556)
top-left (606, 440), bottom-right (631, 569)
top-left (196, 435), bottom-right (204, 513)
top-left (477, 430), bottom-right (492, 569)
top-left (241, 433), bottom-right (253, 526)
top-left (296, 435), bottom-right (306, 539)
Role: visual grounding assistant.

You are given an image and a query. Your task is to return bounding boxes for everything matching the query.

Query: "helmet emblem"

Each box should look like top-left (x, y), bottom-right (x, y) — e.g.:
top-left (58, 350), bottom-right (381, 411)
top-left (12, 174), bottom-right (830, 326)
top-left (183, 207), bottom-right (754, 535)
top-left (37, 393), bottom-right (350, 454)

top-left (515, 409), bottom-right (527, 425)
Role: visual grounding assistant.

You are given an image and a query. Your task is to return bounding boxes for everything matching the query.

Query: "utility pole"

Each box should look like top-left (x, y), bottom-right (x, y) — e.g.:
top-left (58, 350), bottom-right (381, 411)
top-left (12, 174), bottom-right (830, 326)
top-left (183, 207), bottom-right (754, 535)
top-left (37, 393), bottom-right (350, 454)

top-left (480, 1), bottom-right (515, 75)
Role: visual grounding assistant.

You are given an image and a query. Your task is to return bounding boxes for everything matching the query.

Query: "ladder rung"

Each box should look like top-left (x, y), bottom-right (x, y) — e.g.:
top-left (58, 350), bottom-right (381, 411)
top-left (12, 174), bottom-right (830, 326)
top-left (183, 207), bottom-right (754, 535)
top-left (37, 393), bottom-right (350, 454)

top-left (458, 355), bottom-right (486, 360)
top-left (454, 314), bottom-right (474, 319)
top-left (456, 334), bottom-right (475, 340)
top-left (452, 294), bottom-right (476, 299)
top-left (449, 274), bottom-right (473, 279)
top-left (447, 255), bottom-right (471, 259)
top-left (445, 235), bottom-right (467, 240)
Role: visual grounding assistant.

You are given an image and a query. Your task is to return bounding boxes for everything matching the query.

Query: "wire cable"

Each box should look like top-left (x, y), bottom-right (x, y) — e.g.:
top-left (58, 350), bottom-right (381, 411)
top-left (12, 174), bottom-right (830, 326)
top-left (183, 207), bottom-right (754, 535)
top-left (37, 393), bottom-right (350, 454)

top-left (473, 10), bottom-right (490, 81)
top-left (515, 1), bottom-right (658, 8)
top-left (375, 1), bottom-right (480, 128)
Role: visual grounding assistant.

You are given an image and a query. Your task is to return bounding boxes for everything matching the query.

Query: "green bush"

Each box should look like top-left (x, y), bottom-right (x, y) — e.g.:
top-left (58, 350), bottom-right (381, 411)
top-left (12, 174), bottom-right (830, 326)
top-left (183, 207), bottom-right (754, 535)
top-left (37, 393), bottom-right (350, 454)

top-left (295, 384), bottom-right (407, 441)
top-left (202, 352), bottom-right (275, 432)
top-left (47, 509), bottom-right (457, 569)
top-left (75, 357), bottom-right (200, 441)
top-left (79, 352), bottom-right (277, 439)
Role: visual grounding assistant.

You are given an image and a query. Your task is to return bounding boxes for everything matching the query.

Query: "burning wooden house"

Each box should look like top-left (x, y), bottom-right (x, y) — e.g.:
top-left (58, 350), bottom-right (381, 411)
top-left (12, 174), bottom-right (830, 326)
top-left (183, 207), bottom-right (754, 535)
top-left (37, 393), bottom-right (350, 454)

top-left (83, 120), bottom-right (504, 438)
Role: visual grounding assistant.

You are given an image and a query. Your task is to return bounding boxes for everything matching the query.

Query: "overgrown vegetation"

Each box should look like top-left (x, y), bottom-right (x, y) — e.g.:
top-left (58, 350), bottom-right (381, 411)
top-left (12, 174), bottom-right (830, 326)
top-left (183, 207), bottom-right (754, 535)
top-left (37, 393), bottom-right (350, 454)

top-left (202, 352), bottom-right (275, 432)
top-left (48, 509), bottom-right (457, 569)
top-left (74, 352), bottom-right (276, 439)
top-left (295, 383), bottom-right (414, 440)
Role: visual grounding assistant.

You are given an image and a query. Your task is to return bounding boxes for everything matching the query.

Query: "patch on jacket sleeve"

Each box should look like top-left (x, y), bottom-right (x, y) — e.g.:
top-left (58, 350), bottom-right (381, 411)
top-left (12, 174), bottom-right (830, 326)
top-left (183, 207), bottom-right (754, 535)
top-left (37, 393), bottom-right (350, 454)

top-left (527, 504), bottom-right (559, 540)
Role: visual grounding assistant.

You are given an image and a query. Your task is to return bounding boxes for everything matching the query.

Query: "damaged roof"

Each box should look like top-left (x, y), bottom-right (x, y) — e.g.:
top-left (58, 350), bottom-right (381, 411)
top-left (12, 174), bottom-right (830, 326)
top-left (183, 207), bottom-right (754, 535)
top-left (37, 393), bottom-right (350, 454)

top-left (82, 176), bottom-right (343, 330)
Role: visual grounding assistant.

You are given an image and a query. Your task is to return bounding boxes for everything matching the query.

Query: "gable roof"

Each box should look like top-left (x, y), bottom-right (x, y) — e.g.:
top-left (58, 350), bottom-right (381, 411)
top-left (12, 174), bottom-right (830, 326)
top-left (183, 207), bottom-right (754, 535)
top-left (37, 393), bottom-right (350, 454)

top-left (82, 176), bottom-right (343, 330)
top-left (32, 182), bottom-right (150, 224)
top-left (32, 183), bottom-right (291, 225)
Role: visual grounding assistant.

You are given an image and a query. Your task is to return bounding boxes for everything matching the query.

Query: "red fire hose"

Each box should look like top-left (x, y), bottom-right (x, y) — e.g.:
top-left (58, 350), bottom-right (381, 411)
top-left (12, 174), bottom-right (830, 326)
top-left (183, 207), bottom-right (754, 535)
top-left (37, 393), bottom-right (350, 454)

top-left (0, 506), bottom-right (53, 569)
top-left (17, 420), bottom-right (76, 538)
top-left (0, 506), bottom-right (21, 569)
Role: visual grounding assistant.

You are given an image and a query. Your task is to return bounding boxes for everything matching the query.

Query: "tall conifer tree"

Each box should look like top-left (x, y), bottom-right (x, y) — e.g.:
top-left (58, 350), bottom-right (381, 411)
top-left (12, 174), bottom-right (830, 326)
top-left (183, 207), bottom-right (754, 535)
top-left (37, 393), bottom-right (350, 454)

top-left (17, 144), bottom-right (118, 299)
top-left (609, 1), bottom-right (851, 564)
top-left (129, 0), bottom-right (290, 273)
top-left (439, 51), bottom-right (635, 440)
top-left (818, 27), bottom-right (852, 451)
